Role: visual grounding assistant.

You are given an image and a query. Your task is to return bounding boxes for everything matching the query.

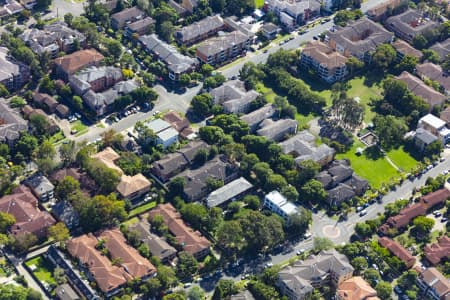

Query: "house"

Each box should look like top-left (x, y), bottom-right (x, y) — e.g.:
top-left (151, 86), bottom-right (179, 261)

top-left (223, 16), bottom-right (256, 39)
top-left (277, 249), bottom-right (354, 300)
top-left (210, 80), bottom-right (260, 114)
top-left (51, 200), bottom-right (80, 230)
top-left (264, 190), bottom-right (298, 223)
top-left (196, 31), bottom-right (251, 65)
top-left (180, 0), bottom-right (198, 13)
top-left (4, 0), bottom-right (23, 15)
top-left (416, 114), bottom-right (450, 146)
top-left (424, 236), bottom-right (450, 265)
top-left (280, 130), bottom-right (335, 166)
top-left (54, 49), bottom-right (104, 81)
top-left (168, 0), bottom-right (189, 17)
top-left (414, 128), bottom-right (439, 151)
top-left (20, 0), bottom-right (37, 9)
top-left (316, 160), bottom-right (368, 207)
top-left (99, 0), bottom-right (118, 11)
top-left (266, 0), bottom-right (321, 31)
top-left (391, 39), bottom-right (423, 61)
top-left (56, 104), bottom-right (70, 118)
top-left (55, 284), bottom-right (81, 300)
top-left (440, 107), bottom-right (450, 127)
top-left (32, 92), bottom-right (59, 113)
top-left (240, 104), bottom-right (276, 132)
top-left (0, 185), bottom-right (56, 238)
top-left (111, 6), bottom-right (146, 30)
top-left (256, 118), bottom-right (298, 142)
top-left (396, 71), bottom-right (447, 109)
top-left (163, 111), bottom-right (191, 136)
top-left (417, 268), bottom-right (450, 300)
top-left (230, 290), bottom-right (256, 300)
top-left (69, 66), bottom-right (138, 116)
top-left (98, 228), bottom-right (157, 280)
top-left (143, 119), bottom-right (179, 148)
top-left (128, 218), bottom-right (177, 263)
top-left (148, 203), bottom-right (210, 259)
top-left (379, 188), bottom-right (450, 235)
top-left (151, 140), bottom-right (209, 182)
top-left (327, 17), bottom-right (394, 62)
top-left (0, 99), bottom-right (28, 147)
top-left (261, 22), bottom-right (280, 40)
top-left (385, 9), bottom-right (437, 43)
top-left (205, 177), bottom-right (253, 208)
top-left (366, 0), bottom-right (406, 21)
top-left (139, 34), bottom-right (198, 81)
top-left (24, 174), bottom-right (55, 202)
top-left (20, 21), bottom-right (86, 58)
top-left (46, 246), bottom-right (99, 300)
top-left (22, 106), bottom-right (60, 135)
top-left (175, 15), bottom-right (225, 46)
top-left (300, 41), bottom-right (348, 83)
top-left (430, 39), bottom-right (450, 61)
top-left (124, 17), bottom-right (155, 37)
top-left (0, 47), bottom-right (30, 91)
top-left (378, 237), bottom-right (416, 268)
top-left (67, 234), bottom-right (131, 297)
top-left (91, 147), bottom-right (151, 200)
top-left (416, 63), bottom-right (450, 95)
top-left (336, 276), bottom-right (379, 300)
top-left (175, 156), bottom-right (239, 202)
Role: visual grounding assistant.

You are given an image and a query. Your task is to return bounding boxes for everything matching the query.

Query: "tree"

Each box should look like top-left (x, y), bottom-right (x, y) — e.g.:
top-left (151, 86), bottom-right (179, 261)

top-left (179, 74), bottom-right (191, 86)
top-left (0, 284), bottom-right (41, 300)
top-left (351, 257), bottom-right (368, 274)
top-left (346, 56), bottom-right (365, 76)
top-left (297, 160), bottom-right (320, 185)
top-left (364, 268), bottom-right (381, 287)
top-left (36, 139), bottom-right (56, 160)
top-left (0, 212), bottom-right (15, 233)
top-left (167, 177), bottom-right (185, 198)
top-left (101, 129), bottom-right (122, 148)
top-left (331, 97), bottom-right (364, 130)
top-left (157, 265), bottom-right (178, 290)
top-left (424, 140), bottom-right (443, 157)
top-left (248, 280), bottom-right (280, 300)
top-left (36, 0), bottom-right (51, 9)
top-left (243, 195), bottom-right (260, 210)
top-left (9, 96), bottom-right (26, 108)
top-left (373, 115), bottom-right (408, 150)
top-left (375, 281), bottom-right (392, 300)
top-left (55, 176), bottom-right (80, 201)
top-left (372, 44), bottom-right (396, 70)
top-left (116, 152), bottom-right (142, 175)
top-left (216, 220), bottom-right (245, 255)
top-left (9, 233), bottom-right (37, 253)
top-left (191, 94), bottom-right (214, 117)
top-left (59, 140), bottom-right (77, 166)
top-left (48, 222), bottom-right (70, 242)
top-left (14, 133), bottom-right (38, 160)
top-left (422, 50), bottom-right (440, 63)
top-left (158, 21), bottom-right (175, 42)
top-left (177, 252), bottom-right (198, 279)
top-left (200, 64), bottom-right (214, 76)
top-left (180, 203), bottom-right (208, 230)
top-left (85, 160), bottom-right (121, 193)
top-left (64, 13), bottom-right (74, 26)
top-left (287, 207), bottom-right (311, 235)
top-left (213, 279), bottom-right (238, 300)
top-left (29, 114), bottom-right (50, 137)
top-left (105, 38), bottom-right (123, 59)
top-left (187, 286), bottom-right (205, 300)
top-left (0, 84), bottom-right (9, 97)
top-left (140, 278), bottom-right (161, 297)
top-left (163, 293), bottom-right (186, 300)
top-left (79, 194), bottom-right (127, 232)
top-left (412, 216), bottom-right (434, 237)
top-left (413, 35), bottom-right (428, 49)
top-left (53, 267), bottom-right (67, 284)
top-left (355, 222), bottom-right (373, 239)
top-left (301, 179), bottom-right (327, 204)
top-left (313, 237), bottom-right (334, 252)
top-left (395, 55), bottom-right (418, 74)
top-left (193, 149), bottom-right (208, 166)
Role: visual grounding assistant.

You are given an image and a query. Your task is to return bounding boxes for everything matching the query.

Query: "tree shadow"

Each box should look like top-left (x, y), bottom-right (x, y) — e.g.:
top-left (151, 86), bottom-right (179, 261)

top-left (364, 145), bottom-right (384, 160)
top-left (363, 71), bottom-right (385, 87)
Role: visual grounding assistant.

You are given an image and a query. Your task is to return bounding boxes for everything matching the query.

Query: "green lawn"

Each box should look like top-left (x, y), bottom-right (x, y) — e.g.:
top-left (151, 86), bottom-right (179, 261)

top-left (387, 147), bottom-right (418, 173)
top-left (48, 131), bottom-right (65, 144)
top-left (255, 0), bottom-right (264, 8)
top-left (128, 201), bottom-right (157, 218)
top-left (71, 120), bottom-right (88, 133)
top-left (336, 141), bottom-right (400, 189)
top-left (25, 256), bottom-right (56, 286)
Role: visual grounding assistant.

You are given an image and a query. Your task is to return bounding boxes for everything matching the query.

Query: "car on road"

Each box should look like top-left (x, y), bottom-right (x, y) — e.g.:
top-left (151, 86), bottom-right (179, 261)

top-left (70, 129), bottom-right (78, 135)
top-left (304, 232), bottom-right (312, 239)
top-left (434, 211), bottom-right (442, 217)
top-left (356, 206), bottom-right (363, 212)
top-left (74, 113), bottom-right (81, 119)
top-left (359, 209), bottom-right (367, 217)
top-left (183, 283), bottom-right (192, 288)
top-left (441, 217), bottom-right (448, 222)
top-left (296, 249), bottom-right (305, 255)
top-left (263, 49), bottom-right (268, 53)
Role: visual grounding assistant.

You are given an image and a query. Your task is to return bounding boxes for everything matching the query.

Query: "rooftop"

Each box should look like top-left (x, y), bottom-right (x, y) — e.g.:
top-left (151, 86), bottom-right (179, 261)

top-left (378, 237), bottom-right (416, 267)
top-left (391, 39), bottom-right (423, 58)
top-left (54, 49), bottom-right (104, 75)
top-left (386, 9), bottom-right (437, 39)
top-left (416, 62), bottom-right (450, 92)
top-left (196, 31), bottom-right (250, 57)
top-left (302, 41), bottom-right (348, 70)
top-left (0, 47), bottom-right (22, 82)
top-left (424, 235), bottom-right (450, 265)
top-left (206, 177), bottom-right (253, 207)
top-left (175, 15), bottom-right (224, 44)
top-left (337, 276), bottom-right (379, 300)
top-left (419, 268), bottom-right (450, 299)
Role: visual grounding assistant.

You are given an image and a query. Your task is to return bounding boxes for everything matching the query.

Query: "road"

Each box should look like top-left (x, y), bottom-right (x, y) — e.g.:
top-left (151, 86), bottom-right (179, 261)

top-left (69, 83), bottom-right (202, 143)
top-left (220, 0), bottom-right (388, 79)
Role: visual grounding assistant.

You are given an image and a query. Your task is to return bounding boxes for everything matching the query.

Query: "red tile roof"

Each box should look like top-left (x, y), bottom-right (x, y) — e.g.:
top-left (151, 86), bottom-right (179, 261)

top-left (337, 276), bottom-right (380, 300)
top-left (378, 237), bottom-right (416, 268)
top-left (54, 49), bottom-right (104, 75)
top-left (98, 228), bottom-right (156, 279)
top-left (0, 186), bottom-right (55, 237)
top-left (67, 234), bottom-right (131, 294)
top-left (421, 188), bottom-right (450, 207)
top-left (148, 203), bottom-right (210, 258)
top-left (424, 236), bottom-right (450, 265)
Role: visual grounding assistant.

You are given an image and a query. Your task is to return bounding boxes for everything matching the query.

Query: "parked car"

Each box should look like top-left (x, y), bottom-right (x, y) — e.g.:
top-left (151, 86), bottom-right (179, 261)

top-left (359, 210), bottom-right (367, 217)
top-left (394, 286), bottom-right (403, 294)
top-left (296, 249), bottom-right (305, 255)
top-left (356, 206), bottom-right (363, 212)
top-left (441, 217), bottom-right (448, 222)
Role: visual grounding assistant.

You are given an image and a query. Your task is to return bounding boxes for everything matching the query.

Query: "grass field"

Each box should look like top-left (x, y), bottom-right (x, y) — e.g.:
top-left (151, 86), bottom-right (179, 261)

top-left (25, 256), bottom-right (56, 286)
top-left (128, 201), bottom-right (157, 218)
top-left (49, 131), bottom-right (65, 144)
top-left (387, 147), bottom-right (418, 173)
top-left (336, 141), bottom-right (400, 189)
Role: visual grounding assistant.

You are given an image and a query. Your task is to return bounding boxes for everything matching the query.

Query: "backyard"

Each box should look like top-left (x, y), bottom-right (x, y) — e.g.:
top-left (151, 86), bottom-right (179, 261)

top-left (128, 201), bottom-right (157, 218)
top-left (70, 120), bottom-right (88, 136)
top-left (25, 256), bottom-right (56, 288)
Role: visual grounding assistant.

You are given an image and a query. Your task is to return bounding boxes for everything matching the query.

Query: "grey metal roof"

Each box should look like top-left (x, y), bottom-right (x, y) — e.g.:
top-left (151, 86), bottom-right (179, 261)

top-left (196, 31), bottom-right (250, 57)
top-left (206, 177), bottom-right (253, 207)
top-left (175, 15), bottom-right (224, 43)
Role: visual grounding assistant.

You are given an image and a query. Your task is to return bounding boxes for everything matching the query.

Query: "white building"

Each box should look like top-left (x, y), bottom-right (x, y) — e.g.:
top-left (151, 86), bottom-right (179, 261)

top-left (144, 119), bottom-right (179, 149)
top-left (264, 191), bottom-right (298, 223)
top-left (418, 114), bottom-right (450, 145)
